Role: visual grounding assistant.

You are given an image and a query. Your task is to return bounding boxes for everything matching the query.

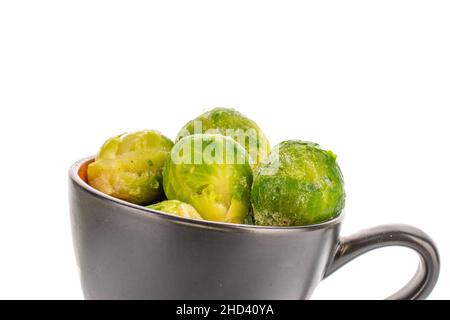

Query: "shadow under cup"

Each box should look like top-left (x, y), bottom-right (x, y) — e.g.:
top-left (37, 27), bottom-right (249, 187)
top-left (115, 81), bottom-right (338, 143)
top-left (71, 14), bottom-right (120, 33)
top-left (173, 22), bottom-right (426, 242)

top-left (69, 157), bottom-right (440, 300)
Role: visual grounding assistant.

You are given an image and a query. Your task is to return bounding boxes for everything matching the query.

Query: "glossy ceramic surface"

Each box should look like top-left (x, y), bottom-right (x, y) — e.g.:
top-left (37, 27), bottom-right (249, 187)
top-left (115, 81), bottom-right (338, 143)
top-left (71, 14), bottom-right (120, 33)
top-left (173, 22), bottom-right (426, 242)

top-left (69, 157), bottom-right (440, 300)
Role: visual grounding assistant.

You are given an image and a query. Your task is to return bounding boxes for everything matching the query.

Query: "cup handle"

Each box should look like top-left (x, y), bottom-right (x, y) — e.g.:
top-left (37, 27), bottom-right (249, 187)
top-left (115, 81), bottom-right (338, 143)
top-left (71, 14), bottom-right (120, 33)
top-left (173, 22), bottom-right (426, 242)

top-left (324, 224), bottom-right (440, 300)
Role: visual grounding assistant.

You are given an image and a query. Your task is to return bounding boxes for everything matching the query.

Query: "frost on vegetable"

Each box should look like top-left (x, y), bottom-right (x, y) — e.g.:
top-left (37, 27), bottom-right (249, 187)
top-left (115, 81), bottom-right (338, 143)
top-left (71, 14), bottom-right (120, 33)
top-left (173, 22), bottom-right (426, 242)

top-left (251, 140), bottom-right (345, 226)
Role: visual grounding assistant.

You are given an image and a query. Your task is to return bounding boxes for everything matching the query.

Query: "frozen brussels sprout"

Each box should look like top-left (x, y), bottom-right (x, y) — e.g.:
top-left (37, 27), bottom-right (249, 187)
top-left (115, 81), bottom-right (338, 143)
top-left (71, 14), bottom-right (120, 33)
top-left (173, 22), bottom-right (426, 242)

top-left (163, 134), bottom-right (253, 224)
top-left (251, 140), bottom-right (345, 226)
top-left (87, 130), bottom-right (174, 204)
top-left (147, 200), bottom-right (203, 220)
top-left (176, 107), bottom-right (270, 166)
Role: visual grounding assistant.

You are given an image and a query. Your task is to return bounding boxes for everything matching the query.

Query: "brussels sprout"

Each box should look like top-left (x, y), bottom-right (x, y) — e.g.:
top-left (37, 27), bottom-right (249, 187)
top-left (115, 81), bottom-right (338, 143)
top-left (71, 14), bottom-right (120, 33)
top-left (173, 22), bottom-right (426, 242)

top-left (87, 130), bottom-right (174, 204)
top-left (163, 134), bottom-right (253, 224)
top-left (251, 140), bottom-right (345, 226)
top-left (176, 107), bottom-right (270, 166)
top-left (147, 200), bottom-right (203, 220)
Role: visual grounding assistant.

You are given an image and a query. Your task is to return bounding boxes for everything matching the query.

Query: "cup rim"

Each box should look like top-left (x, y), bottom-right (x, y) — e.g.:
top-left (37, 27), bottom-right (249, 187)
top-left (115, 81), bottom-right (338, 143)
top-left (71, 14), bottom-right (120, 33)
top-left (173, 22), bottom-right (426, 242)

top-left (70, 156), bottom-right (344, 232)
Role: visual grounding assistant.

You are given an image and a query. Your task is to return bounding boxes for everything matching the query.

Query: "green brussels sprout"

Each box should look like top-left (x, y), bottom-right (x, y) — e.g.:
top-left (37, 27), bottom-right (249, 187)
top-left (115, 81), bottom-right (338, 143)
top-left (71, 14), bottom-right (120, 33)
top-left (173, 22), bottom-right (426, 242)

top-left (163, 134), bottom-right (253, 224)
top-left (147, 200), bottom-right (203, 220)
top-left (87, 130), bottom-right (174, 205)
top-left (251, 140), bottom-right (345, 226)
top-left (176, 107), bottom-right (270, 166)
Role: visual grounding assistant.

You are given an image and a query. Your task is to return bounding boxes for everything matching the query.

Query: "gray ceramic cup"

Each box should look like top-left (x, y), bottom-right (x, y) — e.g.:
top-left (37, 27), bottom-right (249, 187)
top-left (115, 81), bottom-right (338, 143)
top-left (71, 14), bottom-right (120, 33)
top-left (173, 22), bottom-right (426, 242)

top-left (69, 157), bottom-right (440, 300)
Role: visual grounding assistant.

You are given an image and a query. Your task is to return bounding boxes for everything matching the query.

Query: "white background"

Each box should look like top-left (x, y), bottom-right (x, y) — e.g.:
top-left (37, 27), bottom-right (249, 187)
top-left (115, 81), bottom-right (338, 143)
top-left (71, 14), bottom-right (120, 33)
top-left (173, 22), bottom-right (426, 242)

top-left (0, 1), bottom-right (448, 300)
